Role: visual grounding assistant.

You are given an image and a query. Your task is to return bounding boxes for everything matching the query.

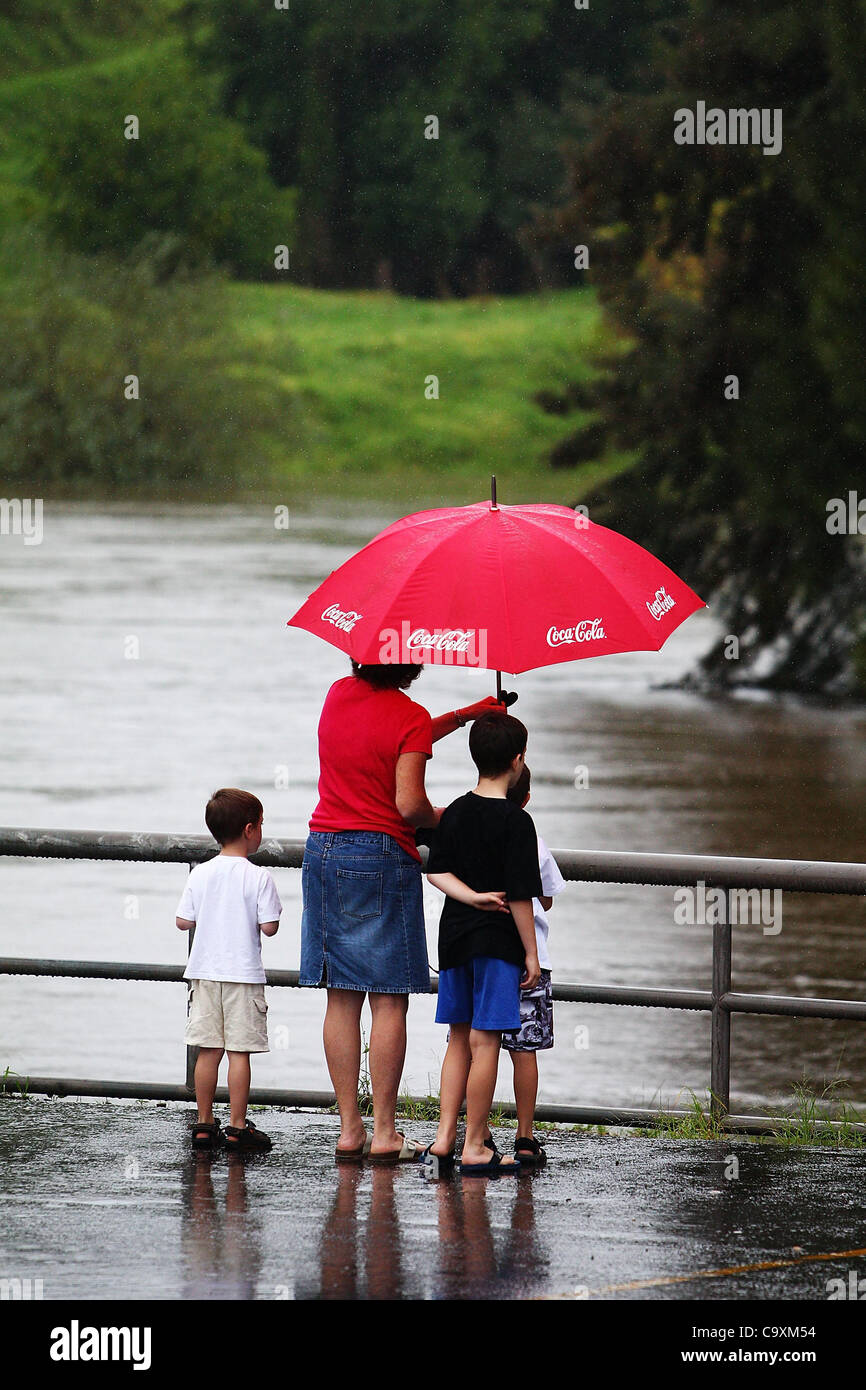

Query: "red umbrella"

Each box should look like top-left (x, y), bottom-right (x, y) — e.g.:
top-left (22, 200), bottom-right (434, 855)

top-left (287, 481), bottom-right (705, 692)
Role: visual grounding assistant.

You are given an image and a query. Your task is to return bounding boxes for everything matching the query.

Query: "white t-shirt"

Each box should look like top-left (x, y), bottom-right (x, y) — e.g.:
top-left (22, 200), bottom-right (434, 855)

top-left (177, 854), bottom-right (282, 984)
top-left (533, 834), bottom-right (566, 971)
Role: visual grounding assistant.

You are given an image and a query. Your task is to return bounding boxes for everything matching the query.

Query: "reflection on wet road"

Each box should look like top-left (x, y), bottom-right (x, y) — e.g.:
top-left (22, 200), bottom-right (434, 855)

top-left (2, 1102), bottom-right (864, 1301)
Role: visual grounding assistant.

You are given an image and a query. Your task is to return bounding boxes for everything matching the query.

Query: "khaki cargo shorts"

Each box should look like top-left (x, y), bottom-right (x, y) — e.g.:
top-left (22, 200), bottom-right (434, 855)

top-left (185, 979), bottom-right (269, 1053)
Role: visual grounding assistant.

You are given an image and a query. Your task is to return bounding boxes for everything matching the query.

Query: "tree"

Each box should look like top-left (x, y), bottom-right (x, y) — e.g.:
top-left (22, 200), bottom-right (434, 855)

top-left (534, 0), bottom-right (866, 693)
top-left (191, 0), bottom-right (680, 295)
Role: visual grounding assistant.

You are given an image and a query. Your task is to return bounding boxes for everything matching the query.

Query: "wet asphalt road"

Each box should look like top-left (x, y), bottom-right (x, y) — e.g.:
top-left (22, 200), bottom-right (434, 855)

top-left (0, 1099), bottom-right (863, 1301)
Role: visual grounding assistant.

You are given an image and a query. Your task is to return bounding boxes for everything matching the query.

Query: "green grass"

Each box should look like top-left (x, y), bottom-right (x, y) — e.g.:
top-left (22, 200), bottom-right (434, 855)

top-left (632, 1091), bottom-right (731, 1141)
top-left (630, 1081), bottom-right (866, 1148)
top-left (1, 1066), bottom-right (31, 1097)
top-left (228, 281), bottom-right (630, 505)
top-left (772, 1080), bottom-right (866, 1149)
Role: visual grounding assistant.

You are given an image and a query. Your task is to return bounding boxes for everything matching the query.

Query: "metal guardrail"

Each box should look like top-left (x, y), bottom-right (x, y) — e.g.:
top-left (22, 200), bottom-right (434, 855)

top-left (1, 827), bottom-right (865, 1134)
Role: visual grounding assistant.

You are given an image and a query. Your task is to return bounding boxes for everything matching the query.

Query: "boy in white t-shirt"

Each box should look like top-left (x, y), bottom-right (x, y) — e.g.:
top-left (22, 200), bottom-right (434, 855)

top-left (502, 765), bottom-right (565, 1164)
top-left (176, 788), bottom-right (282, 1153)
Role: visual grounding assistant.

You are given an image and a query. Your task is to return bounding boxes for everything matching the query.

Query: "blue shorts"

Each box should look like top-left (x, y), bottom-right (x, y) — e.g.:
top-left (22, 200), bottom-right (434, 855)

top-left (436, 956), bottom-right (522, 1032)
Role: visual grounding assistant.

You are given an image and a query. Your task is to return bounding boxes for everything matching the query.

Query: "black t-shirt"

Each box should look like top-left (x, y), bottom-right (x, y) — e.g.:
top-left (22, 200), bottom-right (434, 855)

top-left (426, 791), bottom-right (543, 971)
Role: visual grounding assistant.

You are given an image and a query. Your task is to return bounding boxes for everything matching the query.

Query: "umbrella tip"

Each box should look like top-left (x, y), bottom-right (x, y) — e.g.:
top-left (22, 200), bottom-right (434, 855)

top-left (490, 474), bottom-right (499, 511)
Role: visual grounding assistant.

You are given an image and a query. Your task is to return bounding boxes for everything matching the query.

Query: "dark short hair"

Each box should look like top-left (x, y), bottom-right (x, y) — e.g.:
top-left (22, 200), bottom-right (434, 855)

top-left (350, 659), bottom-right (423, 691)
top-left (468, 712), bottom-right (528, 777)
top-left (506, 763), bottom-right (531, 805)
top-left (205, 788), bottom-right (263, 845)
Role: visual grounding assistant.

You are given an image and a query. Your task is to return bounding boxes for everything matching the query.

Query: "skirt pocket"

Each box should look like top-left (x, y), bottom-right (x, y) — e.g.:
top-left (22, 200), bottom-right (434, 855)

top-left (336, 868), bottom-right (383, 920)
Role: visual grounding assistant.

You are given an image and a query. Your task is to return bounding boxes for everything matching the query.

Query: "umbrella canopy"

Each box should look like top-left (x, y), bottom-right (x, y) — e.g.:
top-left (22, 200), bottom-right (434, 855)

top-left (287, 499), bottom-right (705, 676)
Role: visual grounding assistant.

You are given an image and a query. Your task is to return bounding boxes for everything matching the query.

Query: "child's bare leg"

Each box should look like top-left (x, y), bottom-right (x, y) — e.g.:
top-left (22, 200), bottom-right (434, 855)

top-left (462, 1029), bottom-right (518, 1167)
top-left (433, 1023), bottom-right (471, 1154)
top-left (510, 1049), bottom-right (538, 1139)
top-left (194, 1047), bottom-right (223, 1123)
top-left (227, 1051), bottom-right (251, 1130)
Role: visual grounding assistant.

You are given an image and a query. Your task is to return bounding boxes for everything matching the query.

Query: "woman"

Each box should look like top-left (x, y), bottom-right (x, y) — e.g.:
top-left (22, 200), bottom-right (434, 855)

top-left (300, 659), bottom-right (505, 1162)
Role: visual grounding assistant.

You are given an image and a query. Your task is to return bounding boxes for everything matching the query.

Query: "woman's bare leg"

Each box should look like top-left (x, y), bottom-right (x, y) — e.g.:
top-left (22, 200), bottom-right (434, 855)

top-left (323, 988), bottom-right (367, 1151)
top-left (368, 992), bottom-right (409, 1154)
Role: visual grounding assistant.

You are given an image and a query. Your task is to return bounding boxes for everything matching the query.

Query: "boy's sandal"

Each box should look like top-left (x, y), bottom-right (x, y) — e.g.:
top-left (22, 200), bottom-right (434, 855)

top-left (224, 1118), bottom-right (272, 1153)
top-left (515, 1135), bottom-right (547, 1165)
top-left (483, 1133), bottom-right (501, 1157)
top-left (420, 1144), bottom-right (456, 1173)
top-left (367, 1133), bottom-right (425, 1165)
top-left (459, 1151), bottom-right (521, 1176)
top-left (335, 1130), bottom-right (373, 1163)
top-left (191, 1119), bottom-right (222, 1150)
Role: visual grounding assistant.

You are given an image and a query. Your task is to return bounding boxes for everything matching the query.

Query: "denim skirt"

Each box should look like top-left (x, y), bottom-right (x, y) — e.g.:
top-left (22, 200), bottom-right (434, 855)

top-left (299, 830), bottom-right (431, 993)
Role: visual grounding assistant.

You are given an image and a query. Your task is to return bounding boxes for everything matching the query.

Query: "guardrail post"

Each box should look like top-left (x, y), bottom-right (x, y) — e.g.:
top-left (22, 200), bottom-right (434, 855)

top-left (710, 892), bottom-right (733, 1118)
top-left (184, 865), bottom-right (198, 1095)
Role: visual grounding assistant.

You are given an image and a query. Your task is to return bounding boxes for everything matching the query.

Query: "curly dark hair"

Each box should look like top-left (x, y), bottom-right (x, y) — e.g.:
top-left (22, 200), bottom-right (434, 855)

top-left (350, 659), bottom-right (423, 690)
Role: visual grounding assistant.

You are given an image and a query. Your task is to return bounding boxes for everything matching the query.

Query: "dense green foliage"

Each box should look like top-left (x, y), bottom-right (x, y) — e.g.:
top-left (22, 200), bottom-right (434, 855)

top-left (0, 0), bottom-right (181, 79)
top-left (537, 0), bottom-right (866, 692)
top-left (0, 228), bottom-right (296, 493)
top-left (192, 0), bottom-right (681, 295)
top-left (30, 48), bottom-right (294, 278)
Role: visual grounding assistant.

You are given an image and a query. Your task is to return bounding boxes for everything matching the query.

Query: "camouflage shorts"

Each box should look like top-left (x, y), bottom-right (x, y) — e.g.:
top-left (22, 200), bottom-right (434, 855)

top-left (501, 969), bottom-right (553, 1052)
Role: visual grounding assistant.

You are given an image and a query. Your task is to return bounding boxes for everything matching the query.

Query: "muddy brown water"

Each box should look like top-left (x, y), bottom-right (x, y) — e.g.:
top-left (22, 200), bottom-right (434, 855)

top-left (1, 503), bottom-right (864, 1113)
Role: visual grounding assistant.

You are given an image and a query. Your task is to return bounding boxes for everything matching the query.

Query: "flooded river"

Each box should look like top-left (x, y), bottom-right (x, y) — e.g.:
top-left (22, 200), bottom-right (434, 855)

top-left (1, 504), bottom-right (865, 1113)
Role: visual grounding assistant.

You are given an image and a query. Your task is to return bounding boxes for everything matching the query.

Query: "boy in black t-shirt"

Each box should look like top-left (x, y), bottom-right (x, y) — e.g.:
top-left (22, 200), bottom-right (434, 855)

top-left (425, 713), bottom-right (542, 1173)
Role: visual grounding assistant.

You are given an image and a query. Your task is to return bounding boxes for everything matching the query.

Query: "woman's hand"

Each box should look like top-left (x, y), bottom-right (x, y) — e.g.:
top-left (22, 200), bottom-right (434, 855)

top-left (471, 890), bottom-right (511, 913)
top-left (462, 694), bottom-right (517, 721)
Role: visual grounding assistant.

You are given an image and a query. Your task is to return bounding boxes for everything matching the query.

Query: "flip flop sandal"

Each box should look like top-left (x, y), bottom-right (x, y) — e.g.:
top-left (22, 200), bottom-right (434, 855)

top-left (515, 1135), bottom-right (547, 1165)
top-left (224, 1118), bottom-right (272, 1153)
top-left (191, 1119), bottom-right (222, 1150)
top-left (420, 1144), bottom-right (456, 1174)
top-left (367, 1133), bottom-right (425, 1165)
top-left (459, 1151), bottom-right (522, 1176)
top-left (335, 1131), bottom-right (373, 1164)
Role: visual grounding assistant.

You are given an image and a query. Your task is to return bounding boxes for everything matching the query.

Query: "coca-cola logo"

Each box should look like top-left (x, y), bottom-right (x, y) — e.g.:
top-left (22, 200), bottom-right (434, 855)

top-left (406, 627), bottom-right (474, 653)
top-left (646, 587), bottom-right (676, 621)
top-left (546, 619), bottom-right (606, 647)
top-left (322, 603), bottom-right (363, 633)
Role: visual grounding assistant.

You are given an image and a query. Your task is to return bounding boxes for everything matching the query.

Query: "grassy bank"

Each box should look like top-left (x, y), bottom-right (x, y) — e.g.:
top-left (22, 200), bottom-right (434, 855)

top-left (229, 282), bottom-right (628, 506)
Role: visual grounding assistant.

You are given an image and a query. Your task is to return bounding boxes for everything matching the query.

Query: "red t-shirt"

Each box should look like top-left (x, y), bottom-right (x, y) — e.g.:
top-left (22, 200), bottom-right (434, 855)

top-left (309, 676), bottom-right (433, 861)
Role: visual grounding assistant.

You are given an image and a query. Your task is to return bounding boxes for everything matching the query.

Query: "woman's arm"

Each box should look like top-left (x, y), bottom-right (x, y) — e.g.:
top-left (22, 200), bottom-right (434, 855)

top-left (430, 696), bottom-right (511, 743)
top-left (395, 750), bottom-right (441, 829)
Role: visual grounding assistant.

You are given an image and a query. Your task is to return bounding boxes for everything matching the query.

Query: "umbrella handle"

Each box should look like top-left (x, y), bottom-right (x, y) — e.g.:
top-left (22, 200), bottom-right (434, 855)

top-left (495, 670), bottom-right (502, 701)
